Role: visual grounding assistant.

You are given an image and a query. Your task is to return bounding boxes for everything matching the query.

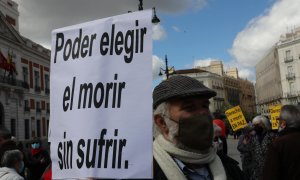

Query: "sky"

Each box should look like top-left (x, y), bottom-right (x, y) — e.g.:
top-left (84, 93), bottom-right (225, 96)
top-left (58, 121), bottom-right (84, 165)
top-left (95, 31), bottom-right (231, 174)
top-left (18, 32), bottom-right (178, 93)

top-left (14, 0), bottom-right (300, 85)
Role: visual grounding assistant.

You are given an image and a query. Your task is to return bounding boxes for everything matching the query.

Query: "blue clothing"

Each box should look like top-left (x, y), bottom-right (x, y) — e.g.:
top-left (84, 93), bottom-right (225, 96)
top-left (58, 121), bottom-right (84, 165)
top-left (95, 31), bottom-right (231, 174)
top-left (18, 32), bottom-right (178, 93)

top-left (174, 158), bottom-right (212, 180)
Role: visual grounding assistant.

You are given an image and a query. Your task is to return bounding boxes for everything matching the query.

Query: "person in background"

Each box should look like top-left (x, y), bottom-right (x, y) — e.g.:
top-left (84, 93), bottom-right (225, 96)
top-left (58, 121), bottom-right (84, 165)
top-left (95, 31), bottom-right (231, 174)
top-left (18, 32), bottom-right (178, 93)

top-left (153, 75), bottom-right (243, 180)
top-left (263, 105), bottom-right (300, 180)
top-left (0, 149), bottom-right (24, 180)
top-left (213, 113), bottom-right (228, 155)
top-left (245, 115), bottom-right (274, 180)
top-left (26, 138), bottom-right (50, 180)
top-left (0, 127), bottom-right (18, 166)
top-left (213, 124), bottom-right (224, 154)
top-left (237, 124), bottom-right (255, 180)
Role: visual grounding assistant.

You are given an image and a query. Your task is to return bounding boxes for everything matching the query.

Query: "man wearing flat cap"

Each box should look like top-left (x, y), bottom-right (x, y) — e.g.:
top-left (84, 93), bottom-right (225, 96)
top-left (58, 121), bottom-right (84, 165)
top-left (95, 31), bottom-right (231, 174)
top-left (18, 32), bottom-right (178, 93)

top-left (152, 75), bottom-right (242, 180)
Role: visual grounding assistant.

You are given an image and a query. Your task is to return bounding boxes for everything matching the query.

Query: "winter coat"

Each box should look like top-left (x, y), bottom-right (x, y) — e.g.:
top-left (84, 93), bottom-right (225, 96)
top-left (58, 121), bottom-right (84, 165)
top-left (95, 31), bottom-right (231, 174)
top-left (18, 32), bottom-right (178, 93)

top-left (262, 128), bottom-right (300, 180)
top-left (153, 154), bottom-right (244, 180)
top-left (0, 167), bottom-right (24, 180)
top-left (26, 148), bottom-right (50, 180)
top-left (250, 131), bottom-right (274, 180)
top-left (237, 134), bottom-right (254, 180)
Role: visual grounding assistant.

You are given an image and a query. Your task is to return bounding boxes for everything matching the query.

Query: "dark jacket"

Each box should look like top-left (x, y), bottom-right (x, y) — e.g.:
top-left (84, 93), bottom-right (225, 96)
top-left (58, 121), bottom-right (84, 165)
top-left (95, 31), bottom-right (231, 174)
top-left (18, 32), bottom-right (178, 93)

top-left (153, 154), bottom-right (244, 180)
top-left (262, 128), bottom-right (300, 180)
top-left (26, 148), bottom-right (51, 180)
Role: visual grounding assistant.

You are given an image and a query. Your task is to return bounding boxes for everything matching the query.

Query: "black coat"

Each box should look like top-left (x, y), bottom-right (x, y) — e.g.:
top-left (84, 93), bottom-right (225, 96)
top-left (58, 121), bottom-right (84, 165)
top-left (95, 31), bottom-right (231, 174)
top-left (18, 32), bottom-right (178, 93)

top-left (26, 149), bottom-right (51, 180)
top-left (153, 153), bottom-right (244, 180)
top-left (263, 128), bottom-right (300, 180)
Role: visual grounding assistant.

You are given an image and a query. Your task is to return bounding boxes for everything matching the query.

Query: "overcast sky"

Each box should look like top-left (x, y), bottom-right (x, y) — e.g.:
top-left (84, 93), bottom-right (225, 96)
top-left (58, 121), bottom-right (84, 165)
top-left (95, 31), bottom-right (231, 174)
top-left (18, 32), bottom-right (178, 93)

top-left (14, 0), bottom-right (300, 82)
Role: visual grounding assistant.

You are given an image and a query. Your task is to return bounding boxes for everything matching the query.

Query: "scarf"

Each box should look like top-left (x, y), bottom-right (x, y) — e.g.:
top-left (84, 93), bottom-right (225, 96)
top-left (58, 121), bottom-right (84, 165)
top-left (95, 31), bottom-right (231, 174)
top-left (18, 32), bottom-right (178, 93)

top-left (153, 135), bottom-right (226, 180)
top-left (31, 148), bottom-right (42, 156)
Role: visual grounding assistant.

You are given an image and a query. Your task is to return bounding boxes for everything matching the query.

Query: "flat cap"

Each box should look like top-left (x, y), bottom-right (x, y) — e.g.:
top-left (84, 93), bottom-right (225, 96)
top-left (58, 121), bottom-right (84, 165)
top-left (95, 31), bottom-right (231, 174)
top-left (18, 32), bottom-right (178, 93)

top-left (153, 75), bottom-right (216, 109)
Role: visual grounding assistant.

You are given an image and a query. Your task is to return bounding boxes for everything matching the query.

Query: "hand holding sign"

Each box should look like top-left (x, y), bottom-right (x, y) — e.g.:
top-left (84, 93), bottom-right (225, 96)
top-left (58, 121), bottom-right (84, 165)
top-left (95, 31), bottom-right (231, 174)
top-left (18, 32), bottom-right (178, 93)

top-left (50, 10), bottom-right (153, 179)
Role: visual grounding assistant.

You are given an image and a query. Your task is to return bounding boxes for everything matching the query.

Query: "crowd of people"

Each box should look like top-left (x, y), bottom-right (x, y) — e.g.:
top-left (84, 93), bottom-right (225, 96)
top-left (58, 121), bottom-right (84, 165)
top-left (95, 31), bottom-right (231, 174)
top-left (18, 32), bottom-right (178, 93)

top-left (0, 75), bottom-right (299, 179)
top-left (0, 128), bottom-right (51, 180)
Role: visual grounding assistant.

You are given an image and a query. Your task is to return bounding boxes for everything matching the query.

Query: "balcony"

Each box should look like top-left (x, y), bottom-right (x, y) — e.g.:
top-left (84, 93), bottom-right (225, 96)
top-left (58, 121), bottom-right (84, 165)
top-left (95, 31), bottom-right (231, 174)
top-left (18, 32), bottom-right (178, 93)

top-left (0, 75), bottom-right (27, 89)
top-left (286, 92), bottom-right (299, 98)
top-left (35, 86), bottom-right (41, 92)
top-left (286, 73), bottom-right (296, 80)
top-left (284, 56), bottom-right (293, 63)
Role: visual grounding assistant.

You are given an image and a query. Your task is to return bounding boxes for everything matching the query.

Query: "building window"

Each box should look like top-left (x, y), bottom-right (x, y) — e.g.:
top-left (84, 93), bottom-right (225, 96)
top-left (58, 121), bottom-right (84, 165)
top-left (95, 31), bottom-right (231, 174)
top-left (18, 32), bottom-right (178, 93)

top-left (287, 66), bottom-right (293, 73)
top-left (45, 74), bottom-right (50, 94)
top-left (22, 67), bottom-right (29, 89)
top-left (36, 101), bottom-right (41, 113)
top-left (5, 15), bottom-right (15, 26)
top-left (286, 50), bottom-right (291, 57)
top-left (24, 100), bottom-right (30, 112)
top-left (34, 71), bottom-right (40, 92)
top-left (36, 120), bottom-right (41, 137)
top-left (47, 120), bottom-right (49, 136)
top-left (25, 119), bottom-right (30, 139)
top-left (42, 118), bottom-right (46, 137)
top-left (0, 103), bottom-right (4, 125)
top-left (46, 103), bottom-right (50, 114)
top-left (290, 82), bottom-right (295, 93)
top-left (10, 119), bottom-right (16, 137)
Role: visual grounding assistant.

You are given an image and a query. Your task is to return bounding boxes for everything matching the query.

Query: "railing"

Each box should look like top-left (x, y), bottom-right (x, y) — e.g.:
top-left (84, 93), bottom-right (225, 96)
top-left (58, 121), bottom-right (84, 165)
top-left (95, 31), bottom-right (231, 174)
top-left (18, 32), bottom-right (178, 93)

top-left (286, 73), bottom-right (296, 80)
top-left (285, 91), bottom-right (300, 98)
top-left (0, 75), bottom-right (28, 89)
top-left (212, 85), bottom-right (224, 90)
top-left (284, 56), bottom-right (293, 63)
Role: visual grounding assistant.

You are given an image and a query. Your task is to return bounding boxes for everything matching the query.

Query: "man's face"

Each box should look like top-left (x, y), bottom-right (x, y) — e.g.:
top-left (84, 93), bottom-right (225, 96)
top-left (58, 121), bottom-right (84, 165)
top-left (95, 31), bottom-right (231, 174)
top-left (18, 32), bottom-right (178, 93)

top-left (168, 96), bottom-right (210, 122)
top-left (158, 96), bottom-right (211, 144)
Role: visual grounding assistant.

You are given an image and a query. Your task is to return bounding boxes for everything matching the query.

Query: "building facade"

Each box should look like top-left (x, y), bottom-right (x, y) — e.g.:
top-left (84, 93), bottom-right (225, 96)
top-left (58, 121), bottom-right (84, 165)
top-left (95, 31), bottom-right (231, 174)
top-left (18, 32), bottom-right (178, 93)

top-left (255, 27), bottom-right (300, 116)
top-left (239, 78), bottom-right (256, 120)
top-left (0, 0), bottom-right (50, 141)
top-left (173, 69), bottom-right (225, 113)
top-left (277, 28), bottom-right (300, 105)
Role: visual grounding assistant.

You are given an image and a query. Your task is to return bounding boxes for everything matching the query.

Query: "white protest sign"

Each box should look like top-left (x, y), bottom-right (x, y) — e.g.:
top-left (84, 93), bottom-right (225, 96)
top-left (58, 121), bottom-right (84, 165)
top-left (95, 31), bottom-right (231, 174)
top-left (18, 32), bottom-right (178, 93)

top-left (49, 10), bottom-right (153, 179)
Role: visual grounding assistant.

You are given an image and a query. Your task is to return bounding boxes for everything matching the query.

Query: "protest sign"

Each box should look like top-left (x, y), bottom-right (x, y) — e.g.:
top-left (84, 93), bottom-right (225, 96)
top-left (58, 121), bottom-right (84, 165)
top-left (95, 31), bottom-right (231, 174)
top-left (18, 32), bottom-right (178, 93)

top-left (225, 106), bottom-right (247, 131)
top-left (269, 105), bottom-right (282, 130)
top-left (49, 10), bottom-right (153, 179)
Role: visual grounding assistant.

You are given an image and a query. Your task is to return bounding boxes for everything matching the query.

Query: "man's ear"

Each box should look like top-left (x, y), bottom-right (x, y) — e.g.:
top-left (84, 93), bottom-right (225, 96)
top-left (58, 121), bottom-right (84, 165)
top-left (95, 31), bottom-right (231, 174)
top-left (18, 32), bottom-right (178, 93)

top-left (154, 114), bottom-right (168, 135)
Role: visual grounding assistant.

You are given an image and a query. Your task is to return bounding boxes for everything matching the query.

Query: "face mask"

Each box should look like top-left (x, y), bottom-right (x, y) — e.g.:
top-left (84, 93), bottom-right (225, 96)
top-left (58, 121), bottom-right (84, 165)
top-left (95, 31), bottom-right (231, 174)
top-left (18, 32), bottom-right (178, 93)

top-left (18, 161), bottom-right (24, 173)
top-left (254, 125), bottom-right (264, 135)
top-left (31, 143), bottom-right (40, 149)
top-left (175, 114), bottom-right (213, 151)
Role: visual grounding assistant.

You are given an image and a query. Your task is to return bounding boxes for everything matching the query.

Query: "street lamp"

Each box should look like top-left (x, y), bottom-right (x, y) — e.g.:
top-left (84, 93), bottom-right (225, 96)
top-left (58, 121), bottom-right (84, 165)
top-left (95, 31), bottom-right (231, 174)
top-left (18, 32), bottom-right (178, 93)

top-left (138, 0), bottom-right (143, 11)
top-left (159, 55), bottom-right (175, 79)
top-left (152, 7), bottom-right (160, 24)
top-left (138, 0), bottom-right (160, 24)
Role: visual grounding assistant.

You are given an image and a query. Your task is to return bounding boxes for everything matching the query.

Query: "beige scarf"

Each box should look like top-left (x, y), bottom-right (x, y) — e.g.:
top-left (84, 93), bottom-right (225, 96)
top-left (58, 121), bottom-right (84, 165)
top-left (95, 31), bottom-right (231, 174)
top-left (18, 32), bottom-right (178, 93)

top-left (153, 135), bottom-right (226, 180)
